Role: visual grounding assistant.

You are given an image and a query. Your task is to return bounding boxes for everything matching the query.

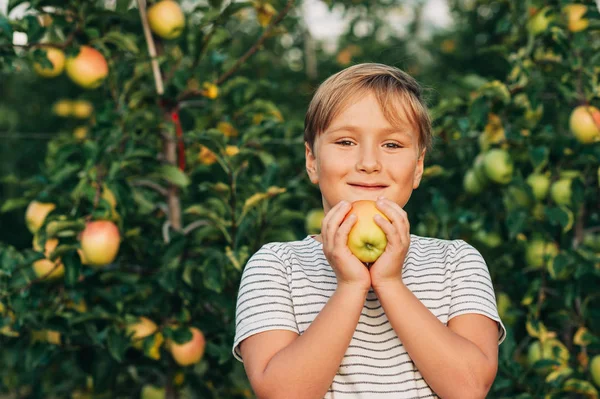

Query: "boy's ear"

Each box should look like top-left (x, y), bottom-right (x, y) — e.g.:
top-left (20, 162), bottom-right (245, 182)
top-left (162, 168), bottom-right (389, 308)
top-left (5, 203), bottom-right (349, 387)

top-left (305, 142), bottom-right (318, 184)
top-left (412, 149), bottom-right (426, 189)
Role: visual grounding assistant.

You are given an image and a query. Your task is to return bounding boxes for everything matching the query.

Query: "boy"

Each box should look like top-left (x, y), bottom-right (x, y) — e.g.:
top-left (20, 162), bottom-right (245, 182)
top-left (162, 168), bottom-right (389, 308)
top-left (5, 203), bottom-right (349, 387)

top-left (232, 63), bottom-right (506, 399)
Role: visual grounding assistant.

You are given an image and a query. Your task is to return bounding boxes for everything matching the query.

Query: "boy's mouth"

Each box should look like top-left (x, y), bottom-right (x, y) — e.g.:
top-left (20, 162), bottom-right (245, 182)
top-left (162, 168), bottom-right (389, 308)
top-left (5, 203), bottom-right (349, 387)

top-left (348, 183), bottom-right (388, 190)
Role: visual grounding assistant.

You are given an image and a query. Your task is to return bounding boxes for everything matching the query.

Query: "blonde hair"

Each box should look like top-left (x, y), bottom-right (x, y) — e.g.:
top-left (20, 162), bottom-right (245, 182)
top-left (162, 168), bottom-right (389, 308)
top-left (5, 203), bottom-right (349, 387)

top-left (304, 63), bottom-right (433, 156)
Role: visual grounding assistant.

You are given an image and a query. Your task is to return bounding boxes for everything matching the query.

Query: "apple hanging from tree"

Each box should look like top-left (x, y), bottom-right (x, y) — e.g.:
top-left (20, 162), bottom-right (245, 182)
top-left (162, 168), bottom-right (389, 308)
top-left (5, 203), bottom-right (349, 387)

top-left (550, 178), bottom-right (573, 206)
top-left (562, 4), bottom-right (589, 32)
top-left (483, 149), bottom-right (514, 184)
top-left (168, 327), bottom-right (206, 366)
top-left (25, 200), bottom-right (56, 233)
top-left (32, 237), bottom-right (65, 280)
top-left (526, 173), bottom-right (551, 201)
top-left (72, 100), bottom-right (94, 119)
top-left (305, 209), bottom-right (325, 235)
top-left (344, 200), bottom-right (390, 264)
top-left (33, 47), bottom-right (65, 78)
top-left (65, 46), bottom-right (109, 89)
top-left (590, 355), bottom-right (600, 388)
top-left (569, 105), bottom-right (600, 144)
top-left (527, 6), bottom-right (553, 35)
top-left (147, 0), bottom-right (186, 40)
top-left (463, 169), bottom-right (486, 195)
top-left (525, 238), bottom-right (559, 269)
top-left (80, 220), bottom-right (121, 267)
top-left (527, 338), bottom-right (570, 375)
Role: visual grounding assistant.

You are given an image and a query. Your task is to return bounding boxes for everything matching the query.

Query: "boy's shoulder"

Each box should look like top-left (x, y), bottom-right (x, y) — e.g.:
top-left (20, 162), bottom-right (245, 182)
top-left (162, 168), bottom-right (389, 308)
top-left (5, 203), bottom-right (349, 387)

top-left (409, 233), bottom-right (471, 251)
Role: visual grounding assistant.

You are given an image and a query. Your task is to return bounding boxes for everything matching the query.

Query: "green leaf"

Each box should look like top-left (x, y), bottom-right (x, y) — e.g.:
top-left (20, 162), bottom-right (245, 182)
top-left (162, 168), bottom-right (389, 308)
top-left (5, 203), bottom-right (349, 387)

top-left (0, 14), bottom-right (14, 37)
top-left (0, 198), bottom-right (28, 213)
top-left (544, 206), bottom-right (571, 231)
top-left (164, 326), bottom-right (192, 344)
top-left (63, 251), bottom-right (81, 287)
top-left (505, 210), bottom-right (527, 239)
top-left (529, 146), bottom-right (549, 171)
top-left (116, 0), bottom-right (132, 12)
top-left (102, 31), bottom-right (139, 54)
top-left (106, 327), bottom-right (127, 362)
top-left (157, 165), bottom-right (190, 188)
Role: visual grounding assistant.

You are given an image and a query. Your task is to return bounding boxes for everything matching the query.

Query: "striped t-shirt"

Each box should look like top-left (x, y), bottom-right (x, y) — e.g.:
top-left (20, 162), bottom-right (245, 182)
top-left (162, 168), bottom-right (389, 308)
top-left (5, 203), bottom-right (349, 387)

top-left (233, 234), bottom-right (506, 398)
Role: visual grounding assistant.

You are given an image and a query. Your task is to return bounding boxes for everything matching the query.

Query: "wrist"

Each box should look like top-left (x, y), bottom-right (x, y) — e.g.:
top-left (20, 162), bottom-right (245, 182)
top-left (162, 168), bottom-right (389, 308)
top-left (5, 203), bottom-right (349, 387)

top-left (372, 277), bottom-right (405, 295)
top-left (336, 281), bottom-right (370, 297)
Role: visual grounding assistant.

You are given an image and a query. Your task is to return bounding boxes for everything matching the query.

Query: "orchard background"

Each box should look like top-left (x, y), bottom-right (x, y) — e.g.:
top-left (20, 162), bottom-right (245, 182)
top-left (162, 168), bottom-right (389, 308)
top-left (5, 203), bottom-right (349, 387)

top-left (1, 0), bottom-right (600, 398)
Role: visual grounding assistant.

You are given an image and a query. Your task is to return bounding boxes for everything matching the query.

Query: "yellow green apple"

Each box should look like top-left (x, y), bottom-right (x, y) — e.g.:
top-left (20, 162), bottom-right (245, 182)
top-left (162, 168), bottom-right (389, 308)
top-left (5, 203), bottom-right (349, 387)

top-left (463, 169), bottom-right (485, 195)
top-left (526, 173), bottom-right (551, 201)
top-left (525, 238), bottom-right (559, 269)
top-left (483, 149), bottom-right (514, 184)
top-left (32, 237), bottom-right (65, 280)
top-left (25, 200), bottom-right (56, 233)
top-left (550, 178), bottom-right (572, 206)
top-left (590, 355), bottom-right (600, 388)
top-left (80, 220), bottom-right (121, 267)
top-left (127, 317), bottom-right (158, 347)
top-left (527, 7), bottom-right (553, 35)
top-left (527, 338), bottom-right (570, 374)
top-left (52, 99), bottom-right (73, 117)
top-left (33, 47), bottom-right (65, 78)
top-left (141, 385), bottom-right (166, 399)
top-left (71, 100), bottom-right (94, 119)
top-left (65, 46), bottom-right (109, 89)
top-left (345, 200), bottom-right (389, 263)
top-left (168, 327), bottom-right (206, 366)
top-left (569, 106), bottom-right (600, 144)
top-left (562, 4), bottom-right (589, 32)
top-left (305, 209), bottom-right (325, 235)
top-left (147, 0), bottom-right (186, 39)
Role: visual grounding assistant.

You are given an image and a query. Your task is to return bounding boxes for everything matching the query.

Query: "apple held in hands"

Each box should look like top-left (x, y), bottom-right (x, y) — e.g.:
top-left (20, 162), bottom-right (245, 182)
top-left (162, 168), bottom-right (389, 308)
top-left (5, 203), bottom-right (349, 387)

top-left (345, 200), bottom-right (390, 264)
top-left (80, 220), bottom-right (121, 267)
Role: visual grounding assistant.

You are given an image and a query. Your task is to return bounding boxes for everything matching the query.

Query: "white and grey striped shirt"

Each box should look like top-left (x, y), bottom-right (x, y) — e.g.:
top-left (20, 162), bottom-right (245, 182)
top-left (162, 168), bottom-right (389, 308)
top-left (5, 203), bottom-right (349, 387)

top-left (233, 234), bottom-right (506, 398)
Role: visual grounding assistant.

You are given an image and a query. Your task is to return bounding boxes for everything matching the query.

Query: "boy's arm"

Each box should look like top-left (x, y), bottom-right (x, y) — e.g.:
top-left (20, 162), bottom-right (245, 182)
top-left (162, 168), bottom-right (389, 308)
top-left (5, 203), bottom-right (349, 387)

top-left (240, 283), bottom-right (368, 399)
top-left (374, 281), bottom-right (498, 399)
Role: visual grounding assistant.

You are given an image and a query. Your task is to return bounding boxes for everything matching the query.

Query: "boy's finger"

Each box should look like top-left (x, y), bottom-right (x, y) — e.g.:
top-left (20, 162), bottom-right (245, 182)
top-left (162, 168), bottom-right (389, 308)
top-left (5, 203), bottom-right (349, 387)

top-left (335, 213), bottom-right (356, 247)
top-left (322, 201), bottom-right (349, 246)
top-left (375, 198), bottom-right (405, 225)
top-left (374, 214), bottom-right (407, 247)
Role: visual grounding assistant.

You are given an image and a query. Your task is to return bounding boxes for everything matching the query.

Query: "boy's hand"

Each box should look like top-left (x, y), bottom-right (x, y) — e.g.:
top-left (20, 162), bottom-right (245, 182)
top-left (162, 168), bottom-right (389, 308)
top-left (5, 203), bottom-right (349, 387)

top-left (369, 197), bottom-right (410, 290)
top-left (321, 200), bottom-right (371, 292)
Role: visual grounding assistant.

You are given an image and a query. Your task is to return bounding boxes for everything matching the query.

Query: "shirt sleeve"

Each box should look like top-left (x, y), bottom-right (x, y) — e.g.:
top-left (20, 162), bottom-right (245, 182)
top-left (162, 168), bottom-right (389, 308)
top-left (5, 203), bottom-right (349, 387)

top-left (232, 245), bottom-right (299, 362)
top-left (449, 240), bottom-right (506, 345)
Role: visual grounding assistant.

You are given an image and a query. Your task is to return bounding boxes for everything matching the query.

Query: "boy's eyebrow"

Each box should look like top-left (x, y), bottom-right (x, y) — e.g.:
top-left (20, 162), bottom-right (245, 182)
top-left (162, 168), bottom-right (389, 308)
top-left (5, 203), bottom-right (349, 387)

top-left (326, 125), bottom-right (413, 137)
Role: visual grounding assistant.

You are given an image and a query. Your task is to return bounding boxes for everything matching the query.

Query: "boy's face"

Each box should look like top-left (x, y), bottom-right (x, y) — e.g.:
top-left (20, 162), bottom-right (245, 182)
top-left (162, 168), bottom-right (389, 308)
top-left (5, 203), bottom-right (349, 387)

top-left (305, 91), bottom-right (425, 214)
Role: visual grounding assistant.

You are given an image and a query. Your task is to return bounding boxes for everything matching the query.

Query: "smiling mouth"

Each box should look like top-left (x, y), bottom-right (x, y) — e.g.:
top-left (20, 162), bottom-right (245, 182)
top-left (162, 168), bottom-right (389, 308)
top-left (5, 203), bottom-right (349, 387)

top-left (348, 184), bottom-right (388, 190)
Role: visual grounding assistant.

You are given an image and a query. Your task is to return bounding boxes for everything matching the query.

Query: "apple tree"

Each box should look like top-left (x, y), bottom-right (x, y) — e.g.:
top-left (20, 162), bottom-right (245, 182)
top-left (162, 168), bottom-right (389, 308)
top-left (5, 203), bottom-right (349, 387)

top-left (412, 1), bottom-right (600, 397)
top-left (0, 0), bottom-right (309, 397)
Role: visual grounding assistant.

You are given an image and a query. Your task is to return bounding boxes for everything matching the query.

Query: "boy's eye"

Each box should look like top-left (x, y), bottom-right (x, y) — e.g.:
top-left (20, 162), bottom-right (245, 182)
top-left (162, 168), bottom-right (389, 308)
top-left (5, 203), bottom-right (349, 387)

top-left (384, 143), bottom-right (403, 149)
top-left (336, 140), bottom-right (354, 146)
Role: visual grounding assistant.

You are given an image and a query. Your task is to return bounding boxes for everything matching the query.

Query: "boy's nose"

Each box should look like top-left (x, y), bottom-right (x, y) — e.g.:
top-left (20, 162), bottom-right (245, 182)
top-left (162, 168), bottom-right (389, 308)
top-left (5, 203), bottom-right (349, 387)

top-left (356, 148), bottom-right (381, 173)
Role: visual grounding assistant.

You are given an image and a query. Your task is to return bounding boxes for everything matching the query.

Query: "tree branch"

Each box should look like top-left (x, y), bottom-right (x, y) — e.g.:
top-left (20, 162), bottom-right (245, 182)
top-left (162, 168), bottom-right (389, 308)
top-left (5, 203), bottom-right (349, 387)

top-left (130, 179), bottom-right (169, 196)
top-left (137, 0), bottom-right (164, 95)
top-left (177, 0), bottom-right (295, 103)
